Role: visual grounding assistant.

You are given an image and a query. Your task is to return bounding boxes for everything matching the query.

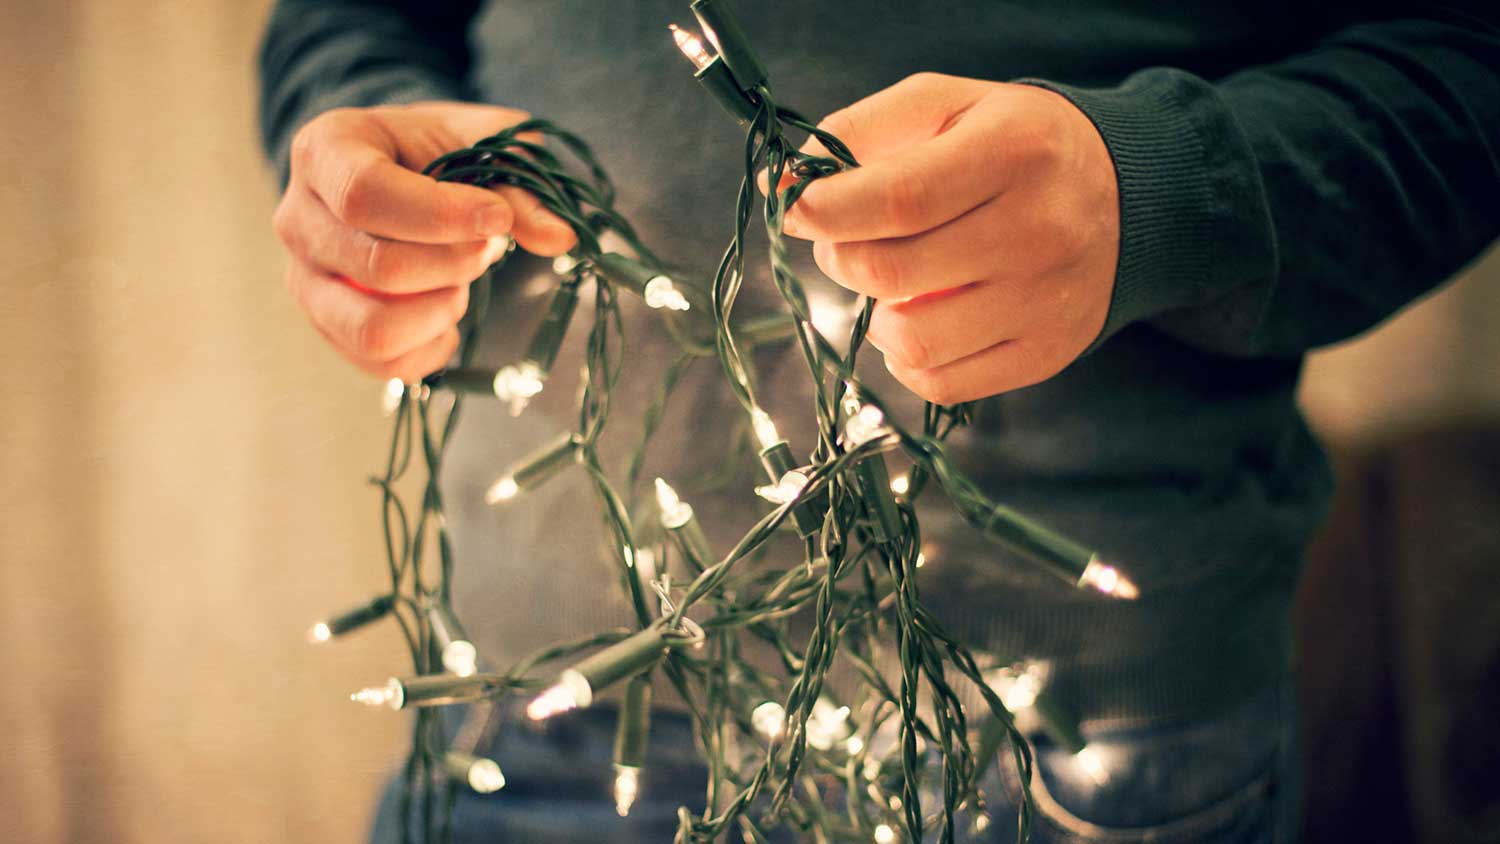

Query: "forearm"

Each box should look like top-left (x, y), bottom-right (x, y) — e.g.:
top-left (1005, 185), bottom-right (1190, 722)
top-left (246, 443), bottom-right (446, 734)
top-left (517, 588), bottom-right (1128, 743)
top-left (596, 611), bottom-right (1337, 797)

top-left (1031, 5), bottom-right (1500, 358)
top-left (258, 0), bottom-right (482, 182)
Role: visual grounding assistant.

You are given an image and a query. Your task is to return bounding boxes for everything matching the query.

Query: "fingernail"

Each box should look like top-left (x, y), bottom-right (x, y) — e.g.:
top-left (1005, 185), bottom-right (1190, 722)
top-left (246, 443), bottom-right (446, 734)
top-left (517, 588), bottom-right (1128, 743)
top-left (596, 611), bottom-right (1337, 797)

top-left (476, 203), bottom-right (512, 236)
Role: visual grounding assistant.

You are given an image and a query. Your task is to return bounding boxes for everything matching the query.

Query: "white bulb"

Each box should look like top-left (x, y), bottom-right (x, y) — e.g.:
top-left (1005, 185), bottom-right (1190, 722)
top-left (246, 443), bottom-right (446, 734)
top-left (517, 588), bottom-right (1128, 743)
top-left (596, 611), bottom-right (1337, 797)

top-left (807, 698), bottom-right (851, 751)
top-left (634, 547), bottom-right (657, 582)
top-left (984, 661), bottom-right (1050, 712)
top-left (749, 406), bottom-right (782, 450)
top-left (492, 362), bottom-right (545, 416)
top-left (846, 736), bottom-right (865, 755)
top-left (808, 296), bottom-right (854, 340)
top-left (467, 758), bottom-right (506, 793)
top-left (874, 823), bottom-right (897, 844)
top-left (654, 477), bottom-right (695, 530)
top-left (751, 701), bottom-right (787, 740)
top-left (526, 670), bottom-right (592, 721)
top-left (484, 475), bottom-right (520, 505)
top-left (442, 640), bottom-right (478, 677)
top-left (1079, 557), bottom-right (1139, 600)
top-left (889, 474), bottom-right (910, 495)
top-left (307, 622), bottom-right (332, 644)
top-left (643, 276), bottom-right (691, 311)
top-left (914, 552), bottom-right (926, 569)
top-left (381, 378), bottom-right (405, 416)
top-left (613, 765), bottom-right (640, 817)
top-left (1075, 745), bottom-right (1110, 785)
top-left (351, 677), bottom-right (403, 710)
top-left (552, 253), bottom-right (580, 275)
top-left (754, 470), bottom-right (809, 505)
top-left (842, 405), bottom-right (889, 448)
top-left (670, 23), bottom-right (715, 72)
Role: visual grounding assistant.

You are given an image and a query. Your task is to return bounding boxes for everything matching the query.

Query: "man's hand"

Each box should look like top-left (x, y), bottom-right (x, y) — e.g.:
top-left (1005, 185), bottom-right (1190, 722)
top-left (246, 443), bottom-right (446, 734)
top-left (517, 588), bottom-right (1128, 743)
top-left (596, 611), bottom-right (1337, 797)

top-left (782, 74), bottom-right (1119, 404)
top-left (272, 102), bottom-right (577, 381)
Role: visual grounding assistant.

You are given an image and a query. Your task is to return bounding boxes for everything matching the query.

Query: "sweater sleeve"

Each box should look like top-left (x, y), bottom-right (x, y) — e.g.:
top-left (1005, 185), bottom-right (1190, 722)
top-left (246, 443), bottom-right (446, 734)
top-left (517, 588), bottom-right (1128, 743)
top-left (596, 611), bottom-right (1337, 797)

top-left (257, 0), bottom-right (483, 184)
top-left (1027, 5), bottom-right (1500, 359)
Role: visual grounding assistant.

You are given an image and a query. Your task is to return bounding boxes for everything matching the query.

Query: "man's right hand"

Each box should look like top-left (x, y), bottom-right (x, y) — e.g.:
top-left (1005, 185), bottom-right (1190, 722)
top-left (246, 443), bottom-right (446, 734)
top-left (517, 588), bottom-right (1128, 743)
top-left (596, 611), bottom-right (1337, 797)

top-left (272, 101), bottom-right (577, 381)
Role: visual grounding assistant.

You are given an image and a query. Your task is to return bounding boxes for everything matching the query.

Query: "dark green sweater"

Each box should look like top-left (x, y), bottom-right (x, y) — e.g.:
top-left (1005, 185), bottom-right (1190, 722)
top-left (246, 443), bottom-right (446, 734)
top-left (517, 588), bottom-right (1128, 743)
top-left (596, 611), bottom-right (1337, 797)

top-left (259, 1), bottom-right (1500, 725)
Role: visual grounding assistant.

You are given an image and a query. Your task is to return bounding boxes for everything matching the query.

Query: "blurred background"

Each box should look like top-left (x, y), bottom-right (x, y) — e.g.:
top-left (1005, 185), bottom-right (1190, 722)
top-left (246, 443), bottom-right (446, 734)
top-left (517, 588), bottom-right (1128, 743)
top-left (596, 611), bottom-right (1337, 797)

top-left (1, 2), bottom-right (1496, 842)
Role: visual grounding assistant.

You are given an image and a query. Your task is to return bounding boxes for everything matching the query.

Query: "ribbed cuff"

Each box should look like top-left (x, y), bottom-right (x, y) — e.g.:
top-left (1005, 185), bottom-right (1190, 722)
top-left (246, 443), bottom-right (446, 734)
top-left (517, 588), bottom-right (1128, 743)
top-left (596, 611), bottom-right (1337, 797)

top-left (1018, 71), bottom-right (1273, 352)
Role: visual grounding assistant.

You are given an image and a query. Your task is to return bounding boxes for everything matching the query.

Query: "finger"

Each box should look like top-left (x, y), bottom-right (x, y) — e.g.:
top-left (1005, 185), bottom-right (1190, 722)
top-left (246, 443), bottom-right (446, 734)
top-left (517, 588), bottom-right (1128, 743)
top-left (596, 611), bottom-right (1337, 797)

top-left (275, 186), bottom-right (511, 294)
top-left (786, 117), bottom-right (1011, 242)
top-left (494, 185), bottom-right (578, 256)
top-left (330, 326), bottom-right (462, 382)
top-left (809, 73), bottom-right (991, 164)
top-left (285, 259), bottom-right (469, 364)
top-left (295, 121), bottom-right (515, 244)
top-left (812, 194), bottom-right (1038, 300)
top-left (883, 337), bottom-right (1060, 405)
top-left (865, 281), bottom-right (1023, 370)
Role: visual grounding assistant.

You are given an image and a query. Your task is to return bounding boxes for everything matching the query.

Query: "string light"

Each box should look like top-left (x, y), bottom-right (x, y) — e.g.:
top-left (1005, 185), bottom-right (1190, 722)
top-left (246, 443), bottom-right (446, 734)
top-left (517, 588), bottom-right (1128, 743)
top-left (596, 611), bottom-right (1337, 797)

top-left (612, 675), bottom-right (653, 816)
top-left (351, 673), bottom-right (503, 711)
top-left (655, 478), bottom-right (715, 571)
top-left (873, 823), bottom-right (897, 844)
top-left (1078, 557), bottom-right (1140, 600)
top-left (426, 603), bottom-right (478, 677)
top-left (484, 432), bottom-right (583, 505)
top-left (805, 697), bottom-right (852, 751)
top-left (889, 474), bottom-right (910, 496)
top-left (527, 626), bottom-right (672, 721)
top-left (1074, 745), bottom-right (1110, 786)
top-left (669, 23), bottom-right (758, 123)
top-left (307, 595), bottom-right (394, 643)
top-left (593, 252), bottom-right (692, 312)
top-left (751, 700), bottom-right (787, 740)
top-left (381, 378), bottom-right (406, 416)
top-left (442, 751), bottom-right (507, 794)
top-left (748, 406), bottom-right (822, 536)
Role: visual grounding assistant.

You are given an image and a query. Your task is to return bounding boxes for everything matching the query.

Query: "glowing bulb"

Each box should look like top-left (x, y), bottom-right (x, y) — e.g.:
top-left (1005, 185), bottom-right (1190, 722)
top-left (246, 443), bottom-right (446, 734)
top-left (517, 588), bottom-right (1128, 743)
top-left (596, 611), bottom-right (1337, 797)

top-left (846, 735), bottom-right (865, 755)
top-left (807, 698), bottom-right (852, 751)
top-left (984, 661), bottom-right (1050, 712)
top-left (484, 475), bottom-right (520, 505)
top-left (972, 814), bottom-right (991, 833)
top-left (751, 701), bottom-right (786, 740)
top-left (492, 361), bottom-right (545, 416)
top-left (442, 640), bottom-right (478, 678)
top-left (889, 474), bottom-right (910, 495)
top-left (467, 758), bottom-right (506, 793)
top-left (552, 253), bottom-right (580, 275)
top-left (874, 823), bottom-right (897, 844)
top-left (1074, 745), bottom-right (1110, 785)
top-left (754, 470), bottom-right (809, 505)
top-left (914, 552), bottom-right (926, 569)
top-left (634, 547), bottom-right (657, 583)
top-left (613, 765), bottom-right (640, 817)
top-left (1078, 557), bottom-right (1139, 600)
top-left (843, 405), bottom-right (889, 448)
top-left (351, 677), bottom-right (403, 710)
top-left (654, 477), bottom-right (695, 530)
top-left (642, 276), bottom-right (691, 311)
top-left (750, 406), bottom-right (782, 450)
top-left (808, 292), bottom-right (854, 339)
top-left (307, 622), bottom-right (332, 644)
top-left (669, 23), bottom-right (714, 71)
top-left (381, 378), bottom-right (405, 416)
top-left (526, 670), bottom-right (592, 721)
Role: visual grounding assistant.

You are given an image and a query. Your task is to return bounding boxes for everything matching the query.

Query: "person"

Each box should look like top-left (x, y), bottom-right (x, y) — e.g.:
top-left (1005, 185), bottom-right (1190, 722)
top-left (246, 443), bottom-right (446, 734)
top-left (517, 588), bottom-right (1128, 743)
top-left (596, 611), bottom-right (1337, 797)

top-left (258, 2), bottom-right (1500, 842)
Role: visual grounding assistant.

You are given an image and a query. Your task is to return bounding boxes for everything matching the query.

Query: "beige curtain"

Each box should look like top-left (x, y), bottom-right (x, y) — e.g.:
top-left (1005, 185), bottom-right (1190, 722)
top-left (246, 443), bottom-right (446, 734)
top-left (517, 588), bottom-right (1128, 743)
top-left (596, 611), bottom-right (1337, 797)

top-left (0, 2), bottom-right (1495, 842)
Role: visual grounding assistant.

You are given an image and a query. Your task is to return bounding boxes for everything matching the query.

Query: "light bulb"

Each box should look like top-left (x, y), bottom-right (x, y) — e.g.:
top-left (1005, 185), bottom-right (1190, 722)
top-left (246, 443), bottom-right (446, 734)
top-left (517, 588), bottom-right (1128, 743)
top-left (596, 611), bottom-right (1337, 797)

top-left (874, 823), bottom-right (897, 844)
top-left (749, 406), bottom-right (782, 450)
top-left (526, 670), bottom-right (592, 721)
top-left (381, 378), bottom-right (405, 416)
top-left (751, 701), bottom-right (786, 740)
top-left (806, 698), bottom-right (852, 751)
top-left (846, 735), bottom-right (865, 755)
top-left (889, 474), bottom-right (910, 495)
top-left (669, 23), bottom-right (715, 71)
top-left (351, 677), bottom-right (403, 710)
top-left (843, 405), bottom-right (889, 448)
top-left (613, 765), bottom-right (640, 817)
top-left (307, 622), bottom-right (332, 644)
top-left (442, 640), bottom-right (479, 678)
top-left (1074, 745), bottom-right (1110, 785)
top-left (1078, 557), bottom-right (1139, 600)
top-left (484, 475), bottom-right (520, 505)
top-left (552, 253), bottom-right (580, 275)
top-left (840, 382), bottom-right (862, 418)
top-left (642, 276), bottom-right (691, 311)
top-left (492, 361), bottom-right (545, 416)
top-left (754, 470), bottom-right (809, 505)
top-left (654, 477), bottom-right (694, 530)
top-left (467, 757), bottom-right (506, 793)
top-left (914, 552), bottom-right (926, 569)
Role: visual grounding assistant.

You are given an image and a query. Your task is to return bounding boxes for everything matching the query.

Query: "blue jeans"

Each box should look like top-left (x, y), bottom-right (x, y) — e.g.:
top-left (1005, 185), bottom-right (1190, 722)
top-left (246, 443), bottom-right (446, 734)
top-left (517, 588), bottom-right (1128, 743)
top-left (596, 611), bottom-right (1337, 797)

top-left (371, 679), bottom-right (1298, 844)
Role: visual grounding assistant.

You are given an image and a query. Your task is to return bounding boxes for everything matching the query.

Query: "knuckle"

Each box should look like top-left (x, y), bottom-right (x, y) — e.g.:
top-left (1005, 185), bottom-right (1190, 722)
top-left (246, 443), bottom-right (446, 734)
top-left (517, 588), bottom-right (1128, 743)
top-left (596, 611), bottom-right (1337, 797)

top-left (446, 285), bottom-right (471, 323)
top-left (883, 165), bottom-right (931, 231)
top-left (900, 71), bottom-right (944, 94)
top-left (847, 243), bottom-right (904, 298)
top-left (362, 235), bottom-right (397, 288)
top-left (333, 159), bottom-right (381, 226)
top-left (352, 311), bottom-right (397, 359)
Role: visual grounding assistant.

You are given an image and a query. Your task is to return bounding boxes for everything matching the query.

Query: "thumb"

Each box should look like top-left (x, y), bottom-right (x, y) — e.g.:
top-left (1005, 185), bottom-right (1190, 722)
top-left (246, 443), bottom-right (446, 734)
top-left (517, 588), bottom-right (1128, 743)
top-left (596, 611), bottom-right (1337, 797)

top-left (803, 73), bottom-right (989, 164)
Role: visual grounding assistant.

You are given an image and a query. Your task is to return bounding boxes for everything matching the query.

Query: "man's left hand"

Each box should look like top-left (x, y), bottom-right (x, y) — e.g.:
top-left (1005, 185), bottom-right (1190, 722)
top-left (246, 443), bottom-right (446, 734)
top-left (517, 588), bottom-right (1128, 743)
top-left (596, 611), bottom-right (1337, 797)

top-left (780, 73), bottom-right (1119, 404)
